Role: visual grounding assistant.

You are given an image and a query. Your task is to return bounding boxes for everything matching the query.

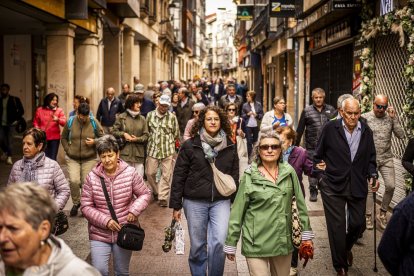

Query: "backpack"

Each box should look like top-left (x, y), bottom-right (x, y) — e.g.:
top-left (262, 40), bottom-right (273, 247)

top-left (67, 113), bottom-right (98, 144)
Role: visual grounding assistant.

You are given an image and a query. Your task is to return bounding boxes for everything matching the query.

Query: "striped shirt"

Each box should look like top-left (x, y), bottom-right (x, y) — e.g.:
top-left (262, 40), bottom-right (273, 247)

top-left (146, 110), bottom-right (179, 159)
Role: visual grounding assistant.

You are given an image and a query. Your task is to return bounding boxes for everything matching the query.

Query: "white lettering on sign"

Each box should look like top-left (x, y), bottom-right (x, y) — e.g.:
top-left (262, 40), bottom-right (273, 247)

top-left (381, 0), bottom-right (394, 16)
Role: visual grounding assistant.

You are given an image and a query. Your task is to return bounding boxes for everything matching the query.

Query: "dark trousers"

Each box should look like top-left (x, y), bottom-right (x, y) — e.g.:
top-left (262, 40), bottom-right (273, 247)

top-left (0, 126), bottom-right (12, 156)
top-left (320, 184), bottom-right (366, 272)
top-left (306, 149), bottom-right (318, 193)
top-left (45, 139), bottom-right (60, 161)
top-left (245, 126), bottom-right (259, 159)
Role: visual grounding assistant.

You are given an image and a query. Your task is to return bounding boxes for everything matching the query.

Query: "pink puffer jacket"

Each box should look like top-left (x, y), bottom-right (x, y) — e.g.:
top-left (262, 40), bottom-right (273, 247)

top-left (8, 154), bottom-right (70, 210)
top-left (81, 159), bottom-right (152, 244)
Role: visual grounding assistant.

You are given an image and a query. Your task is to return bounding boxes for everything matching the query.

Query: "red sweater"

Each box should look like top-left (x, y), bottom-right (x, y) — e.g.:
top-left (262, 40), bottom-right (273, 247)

top-left (33, 107), bottom-right (66, 140)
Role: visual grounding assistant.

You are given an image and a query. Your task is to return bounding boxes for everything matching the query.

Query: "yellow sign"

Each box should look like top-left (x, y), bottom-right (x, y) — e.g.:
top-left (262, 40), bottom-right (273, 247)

top-left (272, 3), bottom-right (281, 12)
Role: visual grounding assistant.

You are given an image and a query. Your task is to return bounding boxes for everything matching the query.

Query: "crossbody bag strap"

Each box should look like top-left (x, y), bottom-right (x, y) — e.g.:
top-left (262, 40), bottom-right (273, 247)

top-left (290, 173), bottom-right (295, 197)
top-left (99, 177), bottom-right (119, 223)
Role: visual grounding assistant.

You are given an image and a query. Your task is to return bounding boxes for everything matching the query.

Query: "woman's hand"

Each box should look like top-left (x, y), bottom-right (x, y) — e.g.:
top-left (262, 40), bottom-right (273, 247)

top-left (107, 219), bottom-right (122, 232)
top-left (173, 210), bottom-right (181, 221)
top-left (226, 254), bottom-right (235, 261)
top-left (124, 133), bottom-right (133, 141)
top-left (127, 212), bottom-right (138, 222)
top-left (272, 121), bottom-right (281, 129)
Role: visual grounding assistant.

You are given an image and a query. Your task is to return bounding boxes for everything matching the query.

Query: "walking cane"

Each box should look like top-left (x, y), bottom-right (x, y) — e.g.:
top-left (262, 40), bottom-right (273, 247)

top-left (372, 174), bottom-right (378, 273)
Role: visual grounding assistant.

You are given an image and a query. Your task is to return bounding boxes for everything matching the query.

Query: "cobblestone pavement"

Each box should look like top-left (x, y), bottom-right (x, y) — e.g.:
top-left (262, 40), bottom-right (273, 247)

top-left (0, 137), bottom-right (391, 275)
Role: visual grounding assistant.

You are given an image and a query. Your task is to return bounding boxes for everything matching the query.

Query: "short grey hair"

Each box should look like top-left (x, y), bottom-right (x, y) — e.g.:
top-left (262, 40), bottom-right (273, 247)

top-left (192, 102), bottom-right (206, 111)
top-left (337, 94), bottom-right (354, 109)
top-left (252, 132), bottom-right (282, 165)
top-left (96, 134), bottom-right (119, 155)
top-left (178, 87), bottom-right (189, 97)
top-left (312, 87), bottom-right (326, 97)
top-left (0, 182), bottom-right (57, 230)
top-left (342, 98), bottom-right (360, 110)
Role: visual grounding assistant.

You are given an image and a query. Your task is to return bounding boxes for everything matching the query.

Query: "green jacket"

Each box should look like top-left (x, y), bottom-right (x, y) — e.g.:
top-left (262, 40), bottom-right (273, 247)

top-left (61, 117), bottom-right (104, 161)
top-left (112, 112), bottom-right (149, 163)
top-left (224, 162), bottom-right (313, 257)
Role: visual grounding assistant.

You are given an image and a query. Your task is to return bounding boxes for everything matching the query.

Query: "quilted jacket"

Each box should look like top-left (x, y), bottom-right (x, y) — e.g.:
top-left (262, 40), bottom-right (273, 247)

top-left (33, 106), bottom-right (67, 140)
top-left (81, 159), bottom-right (152, 244)
top-left (8, 155), bottom-right (70, 210)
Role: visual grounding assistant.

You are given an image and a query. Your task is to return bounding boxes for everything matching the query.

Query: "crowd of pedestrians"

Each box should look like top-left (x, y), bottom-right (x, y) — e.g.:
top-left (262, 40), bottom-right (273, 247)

top-left (0, 76), bottom-right (413, 276)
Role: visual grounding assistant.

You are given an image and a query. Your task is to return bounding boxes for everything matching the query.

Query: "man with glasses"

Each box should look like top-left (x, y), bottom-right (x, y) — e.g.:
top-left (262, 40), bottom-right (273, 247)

top-left (146, 95), bottom-right (180, 207)
top-left (362, 95), bottom-right (404, 230)
top-left (314, 98), bottom-right (378, 275)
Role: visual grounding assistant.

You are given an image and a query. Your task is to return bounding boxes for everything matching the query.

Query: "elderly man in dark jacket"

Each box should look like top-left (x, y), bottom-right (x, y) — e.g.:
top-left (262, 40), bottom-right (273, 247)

top-left (176, 87), bottom-right (195, 136)
top-left (96, 87), bottom-right (122, 134)
top-left (314, 98), bottom-right (378, 275)
top-left (296, 87), bottom-right (336, 201)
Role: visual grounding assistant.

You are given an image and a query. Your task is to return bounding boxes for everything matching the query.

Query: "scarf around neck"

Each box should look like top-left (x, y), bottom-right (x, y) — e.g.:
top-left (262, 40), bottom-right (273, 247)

top-left (20, 152), bottom-right (45, 182)
top-left (127, 109), bottom-right (140, 118)
top-left (199, 127), bottom-right (227, 162)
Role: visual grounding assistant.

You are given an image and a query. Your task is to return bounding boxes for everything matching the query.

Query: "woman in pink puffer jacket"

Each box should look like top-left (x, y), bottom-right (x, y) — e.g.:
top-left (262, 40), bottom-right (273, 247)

top-left (81, 135), bottom-right (152, 276)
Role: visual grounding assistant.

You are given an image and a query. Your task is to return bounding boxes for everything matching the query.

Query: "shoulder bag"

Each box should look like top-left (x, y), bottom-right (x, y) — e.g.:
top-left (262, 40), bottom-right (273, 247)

top-left (99, 177), bottom-right (145, 251)
top-left (290, 174), bottom-right (302, 248)
top-left (210, 162), bottom-right (237, 197)
top-left (53, 210), bottom-right (69, 236)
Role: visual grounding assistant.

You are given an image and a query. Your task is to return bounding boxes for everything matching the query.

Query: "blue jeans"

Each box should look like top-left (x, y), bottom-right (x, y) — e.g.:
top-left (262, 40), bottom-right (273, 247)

top-left (183, 198), bottom-right (231, 276)
top-left (90, 240), bottom-right (132, 276)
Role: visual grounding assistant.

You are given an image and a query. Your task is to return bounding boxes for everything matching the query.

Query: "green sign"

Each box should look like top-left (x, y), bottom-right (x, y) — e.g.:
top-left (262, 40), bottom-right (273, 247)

top-left (237, 5), bottom-right (254, 21)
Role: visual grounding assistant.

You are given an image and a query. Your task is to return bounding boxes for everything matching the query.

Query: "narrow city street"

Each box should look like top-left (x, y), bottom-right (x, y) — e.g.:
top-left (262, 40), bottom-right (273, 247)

top-left (0, 134), bottom-right (390, 275)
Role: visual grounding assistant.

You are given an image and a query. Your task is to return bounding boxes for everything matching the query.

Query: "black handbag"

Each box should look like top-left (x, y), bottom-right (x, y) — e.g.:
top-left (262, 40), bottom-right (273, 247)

top-left (99, 177), bottom-right (145, 251)
top-left (53, 210), bottom-right (69, 236)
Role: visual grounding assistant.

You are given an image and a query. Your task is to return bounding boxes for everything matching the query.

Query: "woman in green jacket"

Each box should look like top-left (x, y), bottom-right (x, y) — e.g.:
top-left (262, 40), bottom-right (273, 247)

top-left (224, 132), bottom-right (314, 276)
top-left (112, 94), bottom-right (149, 176)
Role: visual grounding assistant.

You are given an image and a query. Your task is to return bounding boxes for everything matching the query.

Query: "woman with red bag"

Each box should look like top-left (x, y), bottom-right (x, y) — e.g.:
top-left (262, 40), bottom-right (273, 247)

top-left (33, 93), bottom-right (66, 160)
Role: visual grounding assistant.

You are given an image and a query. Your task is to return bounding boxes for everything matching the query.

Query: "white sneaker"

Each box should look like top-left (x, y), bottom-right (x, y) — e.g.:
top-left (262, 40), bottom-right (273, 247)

top-left (290, 267), bottom-right (298, 276)
top-left (6, 156), bottom-right (12, 165)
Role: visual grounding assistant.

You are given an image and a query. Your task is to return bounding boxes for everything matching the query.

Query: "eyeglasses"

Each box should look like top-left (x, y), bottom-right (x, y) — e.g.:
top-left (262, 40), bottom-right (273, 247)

top-left (259, 144), bottom-right (281, 151)
top-left (375, 104), bottom-right (388, 110)
top-left (193, 111), bottom-right (200, 114)
top-left (227, 109), bottom-right (236, 112)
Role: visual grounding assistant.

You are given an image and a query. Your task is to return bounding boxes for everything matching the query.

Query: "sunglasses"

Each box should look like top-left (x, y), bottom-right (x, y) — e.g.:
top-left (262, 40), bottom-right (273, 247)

top-left (227, 109), bottom-right (236, 112)
top-left (259, 144), bottom-right (281, 151)
top-left (375, 104), bottom-right (388, 110)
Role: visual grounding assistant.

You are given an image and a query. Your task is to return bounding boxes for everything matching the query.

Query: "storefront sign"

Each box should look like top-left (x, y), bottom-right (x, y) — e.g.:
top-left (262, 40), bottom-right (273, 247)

top-left (269, 0), bottom-right (296, 18)
top-left (333, 0), bottom-right (362, 9)
top-left (380, 0), bottom-right (395, 16)
top-left (237, 5), bottom-right (254, 21)
top-left (309, 19), bottom-right (351, 50)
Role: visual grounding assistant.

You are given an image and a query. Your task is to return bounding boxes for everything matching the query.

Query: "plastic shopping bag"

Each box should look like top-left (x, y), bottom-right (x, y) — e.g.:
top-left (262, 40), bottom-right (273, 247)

top-left (174, 221), bottom-right (185, 255)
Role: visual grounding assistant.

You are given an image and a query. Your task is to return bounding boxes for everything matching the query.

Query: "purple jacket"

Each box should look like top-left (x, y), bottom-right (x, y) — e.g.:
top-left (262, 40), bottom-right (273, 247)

top-left (81, 159), bottom-right (152, 244)
top-left (8, 155), bottom-right (70, 210)
top-left (287, 146), bottom-right (313, 197)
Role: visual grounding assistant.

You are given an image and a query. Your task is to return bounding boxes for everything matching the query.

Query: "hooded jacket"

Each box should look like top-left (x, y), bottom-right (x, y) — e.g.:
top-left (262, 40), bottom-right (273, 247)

top-left (8, 154), bottom-right (70, 210)
top-left (224, 162), bottom-right (313, 257)
top-left (0, 236), bottom-right (100, 276)
top-left (81, 159), bottom-right (152, 243)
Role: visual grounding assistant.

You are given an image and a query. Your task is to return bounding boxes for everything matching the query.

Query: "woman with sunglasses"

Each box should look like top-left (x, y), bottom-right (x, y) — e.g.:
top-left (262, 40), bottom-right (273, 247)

top-left (260, 96), bottom-right (293, 135)
top-left (224, 132), bottom-right (314, 276)
top-left (183, 102), bottom-right (206, 141)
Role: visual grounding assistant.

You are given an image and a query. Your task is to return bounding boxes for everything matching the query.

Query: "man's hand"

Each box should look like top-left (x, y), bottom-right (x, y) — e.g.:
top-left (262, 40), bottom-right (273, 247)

top-left (315, 160), bottom-right (326, 171)
top-left (369, 178), bottom-right (380, 192)
top-left (387, 106), bottom-right (396, 118)
top-left (226, 254), bottom-right (235, 261)
top-left (124, 133), bottom-right (133, 141)
top-left (85, 138), bottom-right (95, 146)
top-left (173, 210), bottom-right (181, 221)
top-left (127, 212), bottom-right (138, 222)
top-left (107, 219), bottom-right (122, 232)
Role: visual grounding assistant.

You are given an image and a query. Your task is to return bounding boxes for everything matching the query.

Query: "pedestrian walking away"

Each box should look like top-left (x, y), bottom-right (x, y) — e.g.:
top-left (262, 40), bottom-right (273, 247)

top-left (32, 93), bottom-right (66, 160)
top-left (7, 127), bottom-right (70, 210)
top-left (295, 87), bottom-right (336, 202)
top-left (0, 83), bottom-right (24, 165)
top-left (362, 95), bottom-right (405, 230)
top-left (81, 135), bottom-right (151, 276)
top-left (0, 183), bottom-right (101, 276)
top-left (170, 106), bottom-right (239, 276)
top-left (313, 98), bottom-right (379, 275)
top-left (61, 102), bottom-right (104, 217)
top-left (224, 132), bottom-right (314, 276)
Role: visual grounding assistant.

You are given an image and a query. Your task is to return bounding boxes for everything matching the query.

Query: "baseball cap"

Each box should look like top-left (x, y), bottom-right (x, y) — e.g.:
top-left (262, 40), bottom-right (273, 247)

top-left (134, 84), bottom-right (145, 93)
top-left (159, 95), bottom-right (171, 106)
